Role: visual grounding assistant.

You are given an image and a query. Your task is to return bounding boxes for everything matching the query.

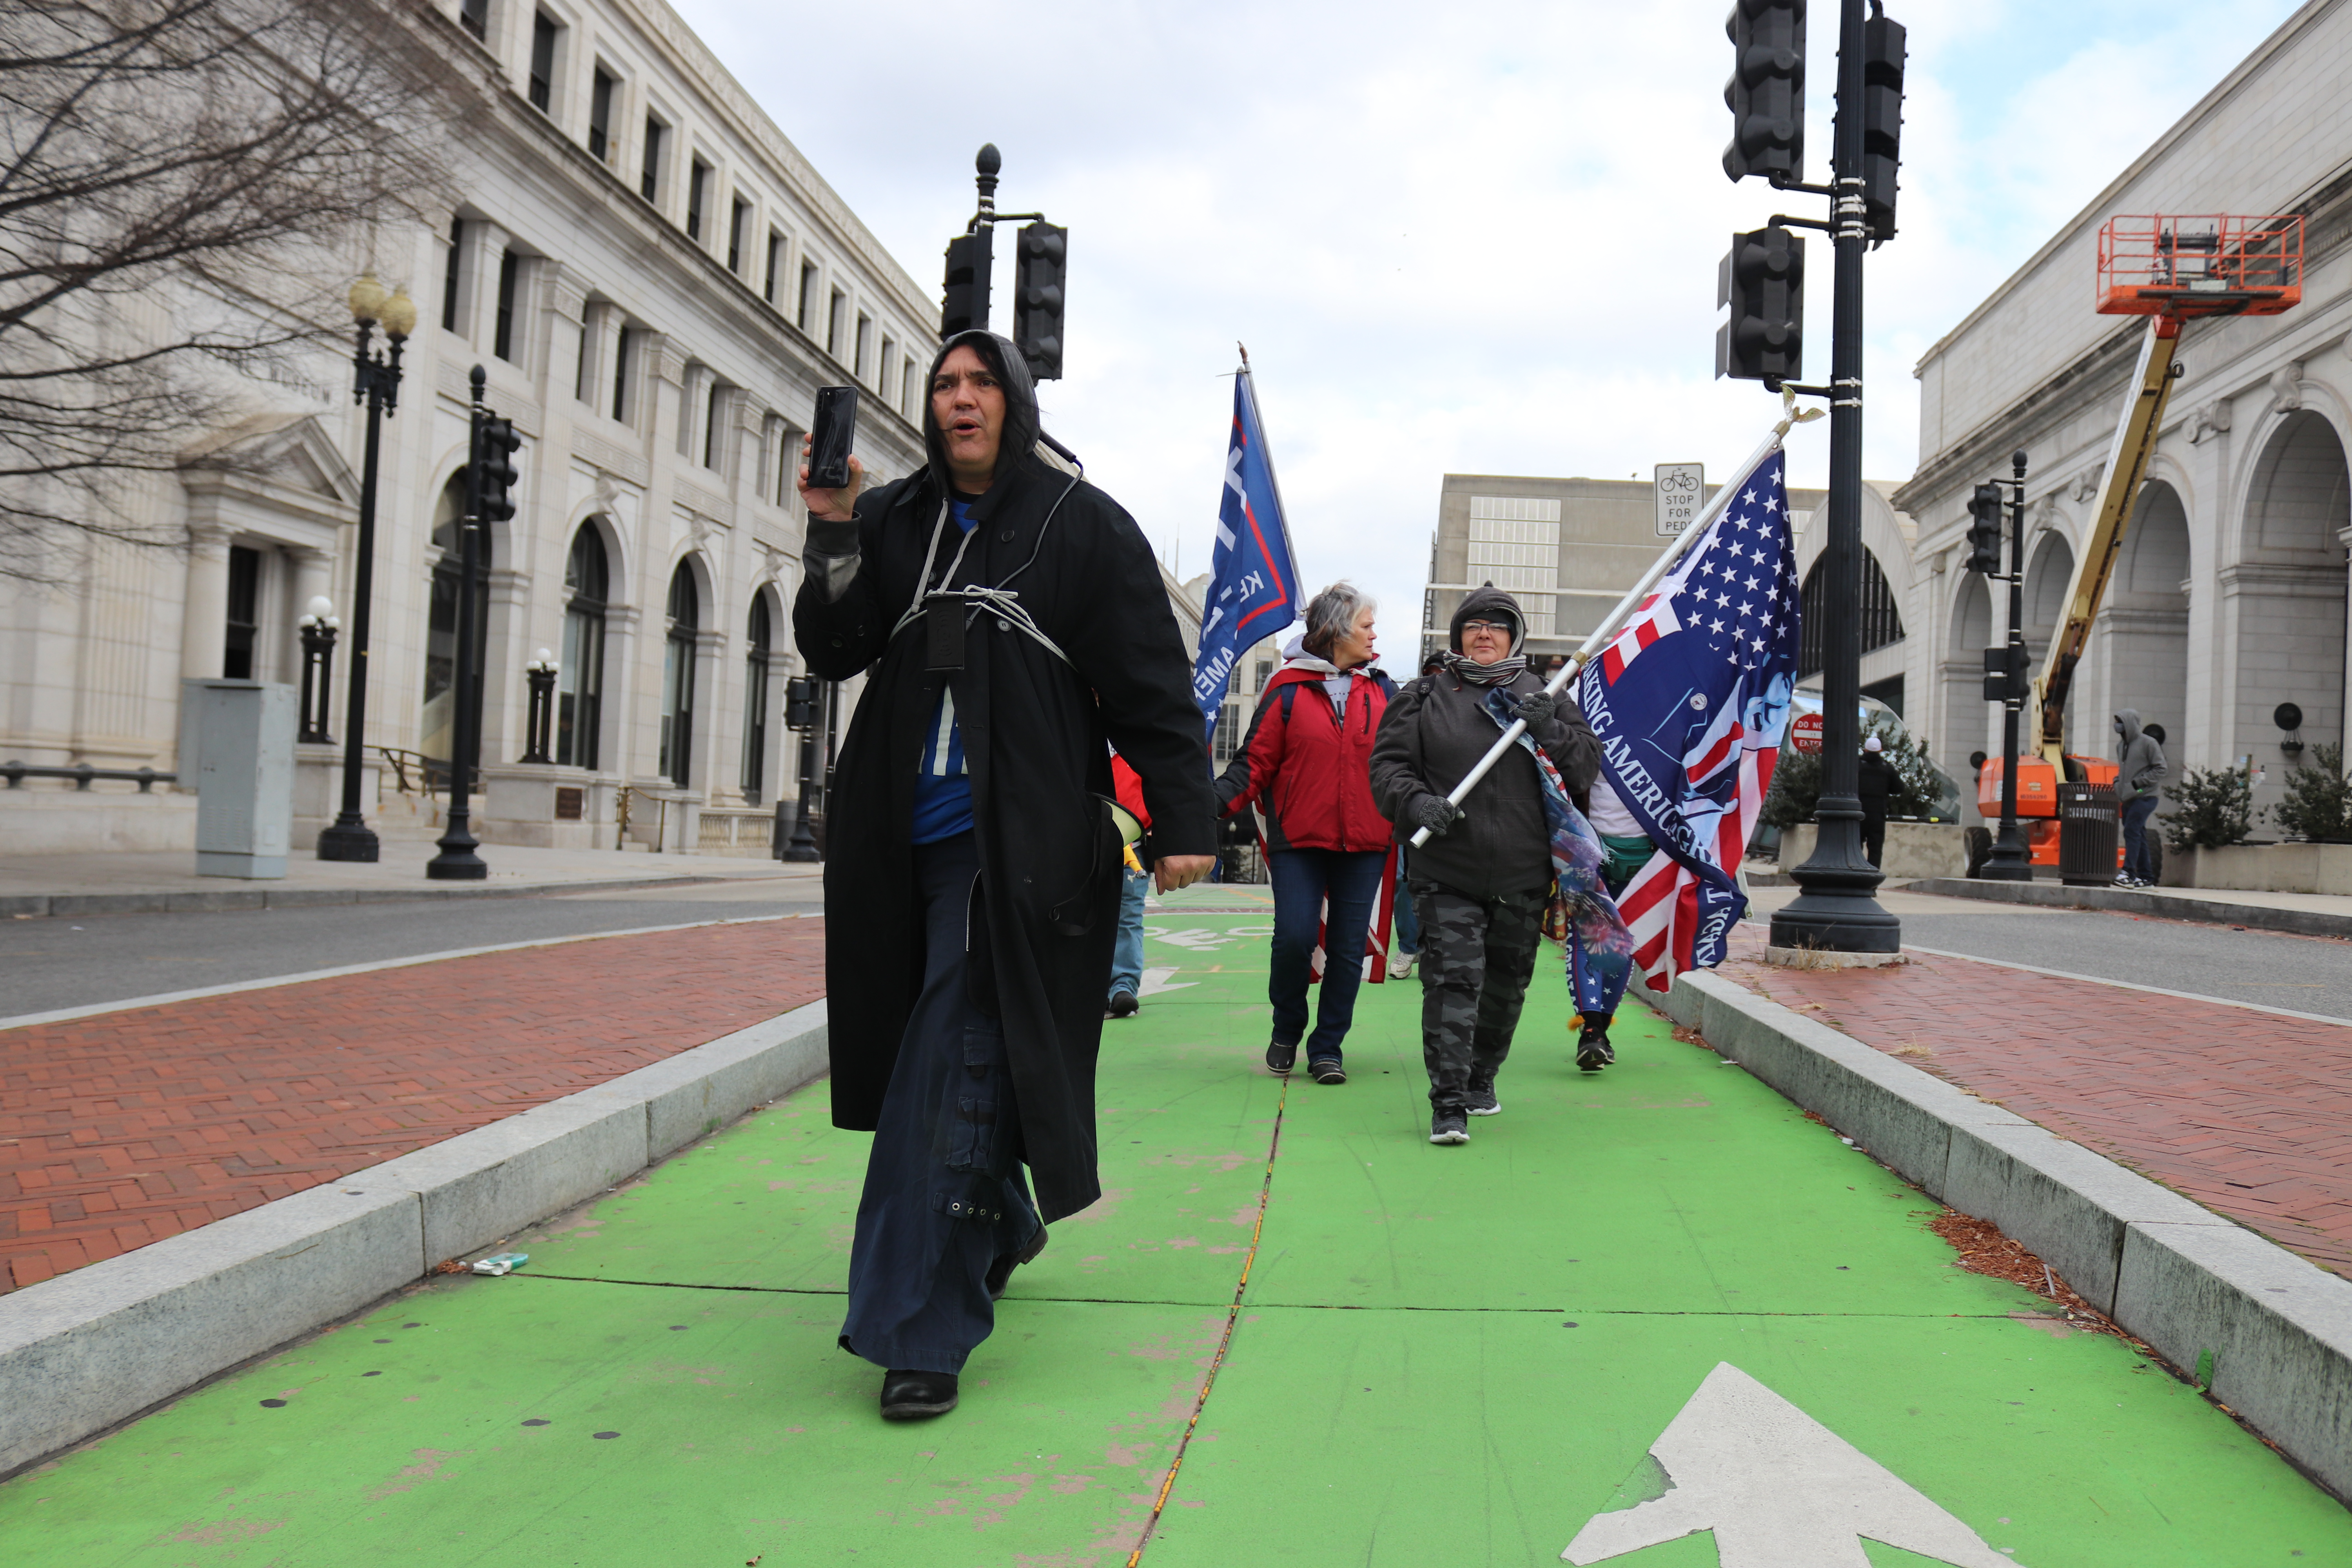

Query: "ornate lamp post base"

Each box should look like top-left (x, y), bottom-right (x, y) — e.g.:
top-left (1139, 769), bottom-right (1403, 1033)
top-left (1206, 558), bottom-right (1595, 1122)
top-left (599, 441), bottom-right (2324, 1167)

top-left (317, 817), bottom-right (381, 863)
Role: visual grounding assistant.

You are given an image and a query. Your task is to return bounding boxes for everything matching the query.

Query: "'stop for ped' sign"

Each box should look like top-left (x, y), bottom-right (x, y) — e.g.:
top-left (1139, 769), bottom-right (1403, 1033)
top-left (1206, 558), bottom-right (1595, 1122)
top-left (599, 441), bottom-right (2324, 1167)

top-left (1655, 464), bottom-right (1704, 537)
top-left (2096, 214), bottom-right (2303, 319)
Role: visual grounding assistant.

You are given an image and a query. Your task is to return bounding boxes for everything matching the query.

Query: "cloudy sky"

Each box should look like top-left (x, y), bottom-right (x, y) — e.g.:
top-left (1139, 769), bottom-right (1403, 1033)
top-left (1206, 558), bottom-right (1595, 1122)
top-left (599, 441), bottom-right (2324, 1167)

top-left (675, 0), bottom-right (2301, 659)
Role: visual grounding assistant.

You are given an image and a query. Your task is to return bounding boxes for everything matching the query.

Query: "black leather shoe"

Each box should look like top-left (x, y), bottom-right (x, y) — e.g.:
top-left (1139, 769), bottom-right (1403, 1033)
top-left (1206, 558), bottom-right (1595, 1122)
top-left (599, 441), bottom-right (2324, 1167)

top-left (1310, 1057), bottom-right (1347, 1085)
top-left (1107, 989), bottom-right (1140, 1018)
top-left (985, 1226), bottom-right (1049, 1301)
top-left (880, 1369), bottom-right (960, 1420)
top-left (1265, 1038), bottom-right (1299, 1076)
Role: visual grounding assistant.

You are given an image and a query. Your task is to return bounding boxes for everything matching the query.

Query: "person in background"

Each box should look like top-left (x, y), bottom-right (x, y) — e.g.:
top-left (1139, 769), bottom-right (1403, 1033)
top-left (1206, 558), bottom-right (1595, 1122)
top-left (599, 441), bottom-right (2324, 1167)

top-left (2114, 709), bottom-right (2168, 889)
top-left (1106, 749), bottom-right (1151, 1018)
top-left (1573, 773), bottom-right (1656, 1070)
top-left (1215, 583), bottom-right (1395, 1086)
top-left (1856, 734), bottom-right (1895, 869)
top-left (1370, 585), bottom-right (1599, 1146)
top-left (1386, 648), bottom-right (1450, 981)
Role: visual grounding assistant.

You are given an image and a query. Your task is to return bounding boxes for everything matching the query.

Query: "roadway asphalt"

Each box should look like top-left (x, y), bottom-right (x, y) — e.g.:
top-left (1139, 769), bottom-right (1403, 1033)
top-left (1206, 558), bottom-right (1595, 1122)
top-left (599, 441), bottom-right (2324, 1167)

top-left (10, 877), bottom-right (2349, 1026)
top-left (1746, 883), bottom-right (2352, 1022)
top-left (0, 877), bottom-right (823, 1019)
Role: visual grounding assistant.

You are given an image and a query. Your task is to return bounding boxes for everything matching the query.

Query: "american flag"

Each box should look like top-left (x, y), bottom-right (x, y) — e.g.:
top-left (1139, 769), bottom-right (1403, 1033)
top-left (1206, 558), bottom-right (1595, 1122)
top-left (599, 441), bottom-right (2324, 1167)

top-left (1575, 447), bottom-right (1801, 989)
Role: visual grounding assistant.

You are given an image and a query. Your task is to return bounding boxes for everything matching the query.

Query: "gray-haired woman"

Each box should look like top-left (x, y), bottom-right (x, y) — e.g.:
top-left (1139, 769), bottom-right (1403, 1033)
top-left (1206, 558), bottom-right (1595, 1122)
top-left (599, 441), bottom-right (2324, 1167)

top-left (1215, 582), bottom-right (1397, 1084)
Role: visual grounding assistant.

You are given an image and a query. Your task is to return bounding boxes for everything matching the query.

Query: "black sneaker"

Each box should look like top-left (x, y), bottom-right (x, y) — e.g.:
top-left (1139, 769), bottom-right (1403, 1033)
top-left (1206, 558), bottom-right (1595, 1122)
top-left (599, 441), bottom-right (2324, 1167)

top-left (1107, 989), bottom-right (1140, 1018)
top-left (1429, 1109), bottom-right (1470, 1145)
top-left (1576, 1021), bottom-right (1615, 1072)
top-left (985, 1226), bottom-right (1049, 1301)
top-left (879, 1368), bottom-right (960, 1420)
top-left (1265, 1038), bottom-right (1299, 1076)
top-left (1310, 1057), bottom-right (1347, 1085)
top-left (1463, 1075), bottom-right (1501, 1116)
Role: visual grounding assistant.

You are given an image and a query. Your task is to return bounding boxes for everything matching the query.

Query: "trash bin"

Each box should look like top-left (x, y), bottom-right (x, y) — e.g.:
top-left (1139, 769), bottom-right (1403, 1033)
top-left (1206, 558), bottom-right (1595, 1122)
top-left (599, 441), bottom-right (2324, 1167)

top-left (2057, 781), bottom-right (2119, 887)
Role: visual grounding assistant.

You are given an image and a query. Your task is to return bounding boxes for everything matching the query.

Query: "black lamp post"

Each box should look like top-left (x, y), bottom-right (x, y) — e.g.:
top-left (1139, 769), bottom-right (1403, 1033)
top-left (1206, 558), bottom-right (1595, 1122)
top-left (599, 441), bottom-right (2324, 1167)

top-left (782, 673), bottom-right (822, 862)
top-left (1769, 0), bottom-right (1901, 955)
top-left (297, 595), bottom-right (339, 744)
top-left (318, 273), bottom-right (414, 862)
top-left (1982, 450), bottom-right (2035, 880)
top-left (427, 367), bottom-right (495, 881)
top-left (521, 649), bottom-right (557, 764)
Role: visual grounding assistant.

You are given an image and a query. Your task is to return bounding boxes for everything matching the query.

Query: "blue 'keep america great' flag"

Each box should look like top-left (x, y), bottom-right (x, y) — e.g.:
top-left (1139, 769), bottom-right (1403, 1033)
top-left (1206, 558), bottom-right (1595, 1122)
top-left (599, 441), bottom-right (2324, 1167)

top-left (1191, 370), bottom-right (1300, 730)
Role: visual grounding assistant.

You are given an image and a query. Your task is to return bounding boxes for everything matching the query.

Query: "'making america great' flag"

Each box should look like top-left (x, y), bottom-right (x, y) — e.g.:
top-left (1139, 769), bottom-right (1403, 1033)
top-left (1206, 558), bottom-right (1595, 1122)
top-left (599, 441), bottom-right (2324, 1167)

top-left (1191, 367), bottom-right (1301, 730)
top-left (1575, 446), bottom-right (1802, 990)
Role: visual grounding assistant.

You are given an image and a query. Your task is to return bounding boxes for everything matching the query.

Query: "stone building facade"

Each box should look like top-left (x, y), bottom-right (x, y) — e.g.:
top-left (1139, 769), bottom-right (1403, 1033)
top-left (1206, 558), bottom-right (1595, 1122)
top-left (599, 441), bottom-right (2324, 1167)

top-left (2, 0), bottom-right (938, 857)
top-left (1891, 0), bottom-right (2352, 824)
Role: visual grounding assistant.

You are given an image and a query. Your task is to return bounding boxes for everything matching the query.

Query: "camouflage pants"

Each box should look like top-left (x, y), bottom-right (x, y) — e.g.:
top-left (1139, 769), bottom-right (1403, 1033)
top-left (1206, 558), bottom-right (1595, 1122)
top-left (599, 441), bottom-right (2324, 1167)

top-left (1413, 881), bottom-right (1548, 1112)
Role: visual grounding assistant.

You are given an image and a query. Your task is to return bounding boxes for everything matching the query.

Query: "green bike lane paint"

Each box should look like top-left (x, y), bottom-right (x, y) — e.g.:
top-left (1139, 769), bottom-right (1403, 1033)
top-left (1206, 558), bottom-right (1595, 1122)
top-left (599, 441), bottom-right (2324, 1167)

top-left (2, 900), bottom-right (2344, 1565)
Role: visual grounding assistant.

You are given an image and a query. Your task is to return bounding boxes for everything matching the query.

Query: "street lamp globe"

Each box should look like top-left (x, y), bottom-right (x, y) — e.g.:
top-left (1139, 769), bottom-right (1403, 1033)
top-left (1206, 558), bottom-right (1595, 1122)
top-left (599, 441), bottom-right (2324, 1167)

top-left (379, 288), bottom-right (417, 341)
top-left (305, 595), bottom-right (335, 624)
top-left (348, 272), bottom-right (388, 326)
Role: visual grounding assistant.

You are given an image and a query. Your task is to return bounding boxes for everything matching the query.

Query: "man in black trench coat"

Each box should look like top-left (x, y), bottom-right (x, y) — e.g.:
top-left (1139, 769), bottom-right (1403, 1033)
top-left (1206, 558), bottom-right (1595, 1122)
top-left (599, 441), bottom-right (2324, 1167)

top-left (794, 330), bottom-right (1217, 1419)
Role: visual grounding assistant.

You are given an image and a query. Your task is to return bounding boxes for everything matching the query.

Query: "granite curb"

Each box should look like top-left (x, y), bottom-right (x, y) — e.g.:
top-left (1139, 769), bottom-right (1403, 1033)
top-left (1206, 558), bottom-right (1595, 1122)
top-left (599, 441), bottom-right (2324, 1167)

top-left (0, 872), bottom-right (793, 919)
top-left (0, 998), bottom-right (828, 1479)
top-left (1911, 875), bottom-right (2352, 940)
top-left (1661, 967), bottom-right (2352, 1500)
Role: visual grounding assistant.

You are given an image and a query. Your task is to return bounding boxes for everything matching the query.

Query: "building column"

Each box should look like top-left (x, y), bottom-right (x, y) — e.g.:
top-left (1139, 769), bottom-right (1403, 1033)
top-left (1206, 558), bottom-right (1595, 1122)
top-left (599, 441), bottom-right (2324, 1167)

top-left (465, 220), bottom-right (514, 357)
top-left (180, 525), bottom-right (233, 683)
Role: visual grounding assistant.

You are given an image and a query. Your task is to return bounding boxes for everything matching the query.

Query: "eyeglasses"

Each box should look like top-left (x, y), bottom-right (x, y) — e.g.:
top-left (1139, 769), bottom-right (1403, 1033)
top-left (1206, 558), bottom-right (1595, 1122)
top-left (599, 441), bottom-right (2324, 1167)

top-left (1461, 619), bottom-right (1512, 635)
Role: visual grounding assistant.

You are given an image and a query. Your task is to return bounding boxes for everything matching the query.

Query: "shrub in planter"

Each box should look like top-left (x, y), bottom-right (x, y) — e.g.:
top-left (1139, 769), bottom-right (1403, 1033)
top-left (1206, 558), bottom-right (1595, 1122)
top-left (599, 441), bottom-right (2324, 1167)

top-left (2160, 766), bottom-right (2256, 852)
top-left (1759, 748), bottom-right (1819, 830)
top-left (2274, 743), bottom-right (2352, 843)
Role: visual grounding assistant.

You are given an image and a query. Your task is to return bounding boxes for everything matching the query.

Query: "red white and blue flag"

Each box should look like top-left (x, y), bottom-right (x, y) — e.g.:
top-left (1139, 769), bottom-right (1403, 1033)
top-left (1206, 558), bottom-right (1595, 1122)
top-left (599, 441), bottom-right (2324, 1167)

top-left (1576, 447), bottom-right (1802, 990)
top-left (1191, 369), bottom-right (1301, 730)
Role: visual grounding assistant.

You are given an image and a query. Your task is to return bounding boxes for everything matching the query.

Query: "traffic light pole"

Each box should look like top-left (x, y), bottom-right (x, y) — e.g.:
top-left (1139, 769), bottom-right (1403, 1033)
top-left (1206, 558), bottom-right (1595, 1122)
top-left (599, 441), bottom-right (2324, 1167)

top-left (1770, 0), bottom-right (1900, 954)
top-left (428, 367), bottom-right (492, 881)
top-left (1982, 449), bottom-right (2034, 880)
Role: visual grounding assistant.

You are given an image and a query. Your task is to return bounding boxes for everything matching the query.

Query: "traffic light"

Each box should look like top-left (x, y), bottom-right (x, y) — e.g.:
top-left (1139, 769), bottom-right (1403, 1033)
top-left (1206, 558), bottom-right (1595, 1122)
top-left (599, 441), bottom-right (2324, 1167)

top-left (1716, 225), bottom-right (1804, 383)
top-left (941, 231), bottom-right (990, 337)
top-left (1723, 0), bottom-right (1805, 183)
top-left (1013, 221), bottom-right (1067, 381)
top-left (1964, 482), bottom-right (2004, 576)
top-left (475, 415), bottom-right (522, 524)
top-left (1860, 9), bottom-right (1907, 241)
top-left (1982, 645), bottom-right (2026, 702)
top-left (784, 675), bottom-right (819, 731)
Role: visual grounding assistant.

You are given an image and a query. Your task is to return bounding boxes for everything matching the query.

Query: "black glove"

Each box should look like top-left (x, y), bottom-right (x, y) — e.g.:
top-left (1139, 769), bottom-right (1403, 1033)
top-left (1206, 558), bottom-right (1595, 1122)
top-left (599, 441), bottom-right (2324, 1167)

top-left (1511, 689), bottom-right (1556, 725)
top-left (1413, 796), bottom-right (1464, 838)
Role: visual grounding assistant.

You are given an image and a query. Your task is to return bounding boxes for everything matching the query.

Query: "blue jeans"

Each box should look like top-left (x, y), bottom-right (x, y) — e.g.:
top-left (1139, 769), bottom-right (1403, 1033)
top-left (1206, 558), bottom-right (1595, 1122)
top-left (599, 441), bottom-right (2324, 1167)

top-left (1108, 864), bottom-right (1149, 999)
top-left (1390, 850), bottom-right (1421, 955)
top-left (2122, 793), bottom-right (2160, 882)
top-left (1267, 847), bottom-right (1387, 1063)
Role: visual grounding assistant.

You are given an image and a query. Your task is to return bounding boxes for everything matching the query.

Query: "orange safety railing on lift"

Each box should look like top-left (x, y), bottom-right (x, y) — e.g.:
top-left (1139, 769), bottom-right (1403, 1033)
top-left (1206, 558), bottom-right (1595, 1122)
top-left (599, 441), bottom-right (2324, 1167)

top-left (2095, 213), bottom-right (2303, 321)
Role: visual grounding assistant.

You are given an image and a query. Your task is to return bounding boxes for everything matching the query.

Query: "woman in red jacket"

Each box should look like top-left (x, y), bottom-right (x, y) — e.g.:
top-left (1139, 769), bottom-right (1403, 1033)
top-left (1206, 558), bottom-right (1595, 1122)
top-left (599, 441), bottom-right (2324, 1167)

top-left (1215, 582), bottom-right (1394, 1084)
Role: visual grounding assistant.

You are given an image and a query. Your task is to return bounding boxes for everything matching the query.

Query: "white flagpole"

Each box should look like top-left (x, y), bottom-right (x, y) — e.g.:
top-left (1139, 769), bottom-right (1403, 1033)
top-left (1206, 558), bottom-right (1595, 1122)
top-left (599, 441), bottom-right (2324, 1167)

top-left (1406, 398), bottom-right (1819, 848)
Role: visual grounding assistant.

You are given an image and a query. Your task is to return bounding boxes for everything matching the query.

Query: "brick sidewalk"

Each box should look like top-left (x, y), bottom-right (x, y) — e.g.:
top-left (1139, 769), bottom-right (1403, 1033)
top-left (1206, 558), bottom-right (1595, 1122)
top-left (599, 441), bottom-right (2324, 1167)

top-left (0, 920), bottom-right (824, 1292)
top-left (1717, 925), bottom-right (2352, 1279)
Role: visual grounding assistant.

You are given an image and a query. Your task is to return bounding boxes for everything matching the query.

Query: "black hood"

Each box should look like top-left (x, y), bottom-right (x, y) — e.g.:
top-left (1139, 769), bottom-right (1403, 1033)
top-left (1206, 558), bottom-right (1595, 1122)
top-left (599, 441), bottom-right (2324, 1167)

top-left (1449, 583), bottom-right (1526, 656)
top-left (922, 329), bottom-right (1044, 500)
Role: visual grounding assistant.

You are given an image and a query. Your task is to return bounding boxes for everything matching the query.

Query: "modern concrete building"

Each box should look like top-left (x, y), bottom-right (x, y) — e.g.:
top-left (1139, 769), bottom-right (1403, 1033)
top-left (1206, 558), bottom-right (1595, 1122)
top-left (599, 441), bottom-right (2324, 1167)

top-left (1421, 472), bottom-right (1827, 670)
top-left (1890, 0), bottom-right (2352, 824)
top-left (3, 0), bottom-right (938, 858)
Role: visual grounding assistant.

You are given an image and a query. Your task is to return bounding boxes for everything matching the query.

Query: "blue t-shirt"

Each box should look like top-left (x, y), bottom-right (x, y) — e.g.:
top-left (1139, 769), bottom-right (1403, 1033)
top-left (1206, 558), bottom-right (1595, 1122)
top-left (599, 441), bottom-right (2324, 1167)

top-left (909, 499), bottom-right (978, 845)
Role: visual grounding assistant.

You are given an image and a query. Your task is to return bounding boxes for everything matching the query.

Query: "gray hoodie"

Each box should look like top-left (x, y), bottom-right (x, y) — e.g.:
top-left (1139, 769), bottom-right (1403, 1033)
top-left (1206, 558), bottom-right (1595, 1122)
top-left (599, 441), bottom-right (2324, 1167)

top-left (2115, 709), bottom-right (2167, 800)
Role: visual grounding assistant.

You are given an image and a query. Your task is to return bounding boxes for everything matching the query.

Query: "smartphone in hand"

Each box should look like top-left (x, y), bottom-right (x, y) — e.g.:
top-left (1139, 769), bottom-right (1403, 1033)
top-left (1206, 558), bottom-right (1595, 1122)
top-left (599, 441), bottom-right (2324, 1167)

top-left (809, 386), bottom-right (859, 490)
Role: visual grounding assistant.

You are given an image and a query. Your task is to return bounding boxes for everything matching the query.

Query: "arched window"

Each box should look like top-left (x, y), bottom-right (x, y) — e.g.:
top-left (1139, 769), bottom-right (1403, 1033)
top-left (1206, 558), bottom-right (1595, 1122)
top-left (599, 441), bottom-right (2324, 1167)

top-left (660, 562), bottom-right (699, 785)
top-left (557, 524), bottom-right (609, 769)
top-left (422, 472), bottom-right (492, 769)
top-left (740, 594), bottom-right (772, 801)
top-left (1797, 550), bottom-right (1904, 679)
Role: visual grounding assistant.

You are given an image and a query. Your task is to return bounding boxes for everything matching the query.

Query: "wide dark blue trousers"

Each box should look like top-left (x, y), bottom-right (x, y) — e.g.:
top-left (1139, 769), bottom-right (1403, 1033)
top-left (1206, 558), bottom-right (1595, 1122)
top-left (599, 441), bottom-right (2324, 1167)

top-left (1266, 846), bottom-right (1386, 1063)
top-left (838, 832), bottom-right (1042, 1374)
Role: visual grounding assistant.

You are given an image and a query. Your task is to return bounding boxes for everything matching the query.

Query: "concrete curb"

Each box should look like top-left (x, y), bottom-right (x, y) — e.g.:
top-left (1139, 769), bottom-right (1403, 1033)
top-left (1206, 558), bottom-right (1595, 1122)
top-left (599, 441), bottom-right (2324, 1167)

top-left (0, 998), bottom-right (828, 1478)
top-left (0, 871), bottom-right (798, 920)
top-left (1911, 875), bottom-right (2352, 940)
top-left (1661, 968), bottom-right (2352, 1500)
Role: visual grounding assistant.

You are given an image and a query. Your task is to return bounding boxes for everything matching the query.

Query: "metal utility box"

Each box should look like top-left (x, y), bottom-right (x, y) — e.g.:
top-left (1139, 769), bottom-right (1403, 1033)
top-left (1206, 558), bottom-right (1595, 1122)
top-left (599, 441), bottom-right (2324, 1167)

top-left (189, 679), bottom-right (297, 878)
top-left (2057, 781), bottom-right (2119, 887)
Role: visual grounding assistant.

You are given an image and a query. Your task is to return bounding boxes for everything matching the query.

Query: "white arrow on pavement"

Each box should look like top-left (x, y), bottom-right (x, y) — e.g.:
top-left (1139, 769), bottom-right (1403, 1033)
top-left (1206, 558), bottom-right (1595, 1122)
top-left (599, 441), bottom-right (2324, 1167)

top-left (1564, 1363), bottom-right (2021, 1568)
top-left (1138, 967), bottom-right (1195, 997)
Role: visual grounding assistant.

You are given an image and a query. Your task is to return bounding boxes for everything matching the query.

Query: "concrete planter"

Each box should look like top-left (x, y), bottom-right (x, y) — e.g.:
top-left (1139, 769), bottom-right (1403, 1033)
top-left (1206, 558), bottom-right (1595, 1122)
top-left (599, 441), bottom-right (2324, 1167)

top-left (2161, 842), bottom-right (2352, 895)
top-left (1776, 820), bottom-right (1966, 880)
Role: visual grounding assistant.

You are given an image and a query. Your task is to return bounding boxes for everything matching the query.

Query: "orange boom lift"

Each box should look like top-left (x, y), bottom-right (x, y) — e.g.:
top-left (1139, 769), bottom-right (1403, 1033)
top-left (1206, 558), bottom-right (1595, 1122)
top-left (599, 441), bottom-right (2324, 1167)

top-left (1978, 214), bottom-right (2304, 862)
